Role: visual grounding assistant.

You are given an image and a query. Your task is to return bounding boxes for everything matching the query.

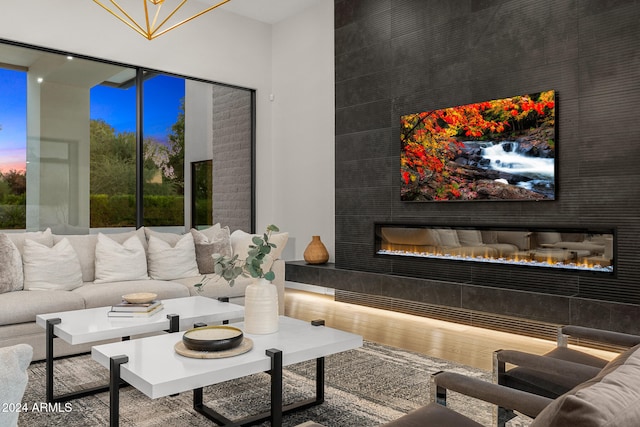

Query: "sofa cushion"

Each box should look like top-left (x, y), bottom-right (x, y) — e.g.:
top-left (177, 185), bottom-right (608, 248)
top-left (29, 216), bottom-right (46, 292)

top-left (94, 233), bottom-right (149, 284)
top-left (190, 227), bottom-right (233, 274)
top-left (147, 234), bottom-right (199, 280)
top-left (5, 228), bottom-right (53, 254)
top-left (22, 238), bottom-right (83, 291)
top-left (0, 234), bottom-right (23, 293)
top-left (532, 344), bottom-right (640, 426)
top-left (0, 290), bottom-right (86, 325)
top-left (73, 280), bottom-right (190, 308)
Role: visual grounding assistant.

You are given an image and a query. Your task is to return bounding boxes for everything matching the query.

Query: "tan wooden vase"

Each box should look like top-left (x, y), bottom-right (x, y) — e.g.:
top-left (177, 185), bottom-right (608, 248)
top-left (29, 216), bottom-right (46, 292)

top-left (303, 235), bottom-right (329, 264)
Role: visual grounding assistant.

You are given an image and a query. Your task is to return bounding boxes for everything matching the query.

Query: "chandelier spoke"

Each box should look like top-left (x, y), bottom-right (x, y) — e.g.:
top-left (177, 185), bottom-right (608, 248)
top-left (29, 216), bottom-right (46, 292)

top-left (93, 0), bottom-right (232, 40)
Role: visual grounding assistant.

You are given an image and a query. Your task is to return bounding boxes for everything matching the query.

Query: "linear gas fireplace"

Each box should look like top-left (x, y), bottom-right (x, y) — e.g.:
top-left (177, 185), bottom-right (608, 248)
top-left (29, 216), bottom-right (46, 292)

top-left (375, 224), bottom-right (615, 274)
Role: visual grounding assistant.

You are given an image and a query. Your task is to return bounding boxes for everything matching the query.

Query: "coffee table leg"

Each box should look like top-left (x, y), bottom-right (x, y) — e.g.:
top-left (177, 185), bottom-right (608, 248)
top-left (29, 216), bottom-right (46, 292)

top-left (166, 314), bottom-right (180, 332)
top-left (109, 355), bottom-right (129, 427)
top-left (266, 348), bottom-right (283, 426)
top-left (217, 297), bottom-right (230, 324)
top-left (45, 317), bottom-right (123, 403)
top-left (192, 348), bottom-right (324, 426)
top-left (46, 318), bottom-right (62, 403)
top-left (316, 356), bottom-right (325, 403)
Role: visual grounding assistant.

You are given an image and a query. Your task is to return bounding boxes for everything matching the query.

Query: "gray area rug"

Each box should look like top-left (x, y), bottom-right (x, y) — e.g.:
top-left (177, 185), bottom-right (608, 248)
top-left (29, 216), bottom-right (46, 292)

top-left (19, 341), bottom-right (532, 426)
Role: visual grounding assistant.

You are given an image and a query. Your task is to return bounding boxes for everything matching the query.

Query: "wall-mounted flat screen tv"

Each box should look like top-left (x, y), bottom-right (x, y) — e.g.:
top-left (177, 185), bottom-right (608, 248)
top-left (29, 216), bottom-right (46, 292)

top-left (400, 90), bottom-right (556, 201)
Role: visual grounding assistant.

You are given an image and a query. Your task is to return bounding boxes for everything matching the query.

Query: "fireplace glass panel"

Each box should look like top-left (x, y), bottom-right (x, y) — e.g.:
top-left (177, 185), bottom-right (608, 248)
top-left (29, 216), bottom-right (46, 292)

top-left (376, 225), bottom-right (614, 274)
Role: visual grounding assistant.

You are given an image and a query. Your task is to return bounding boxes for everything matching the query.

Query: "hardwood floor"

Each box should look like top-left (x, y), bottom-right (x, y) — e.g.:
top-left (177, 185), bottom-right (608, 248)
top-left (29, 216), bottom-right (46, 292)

top-left (284, 288), bottom-right (617, 371)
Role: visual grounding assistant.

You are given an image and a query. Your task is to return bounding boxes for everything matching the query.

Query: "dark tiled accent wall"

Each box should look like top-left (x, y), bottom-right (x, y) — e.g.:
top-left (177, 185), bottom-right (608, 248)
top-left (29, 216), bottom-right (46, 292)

top-left (333, 0), bottom-right (640, 333)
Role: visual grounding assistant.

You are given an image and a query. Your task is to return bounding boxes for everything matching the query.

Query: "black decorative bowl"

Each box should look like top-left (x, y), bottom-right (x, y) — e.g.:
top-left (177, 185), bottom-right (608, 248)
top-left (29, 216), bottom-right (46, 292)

top-left (182, 325), bottom-right (244, 352)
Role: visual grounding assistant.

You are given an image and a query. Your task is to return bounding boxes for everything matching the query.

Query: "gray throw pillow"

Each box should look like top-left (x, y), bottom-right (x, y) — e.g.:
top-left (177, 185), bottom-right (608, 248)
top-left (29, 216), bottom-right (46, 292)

top-left (0, 234), bottom-right (24, 293)
top-left (190, 227), bottom-right (232, 274)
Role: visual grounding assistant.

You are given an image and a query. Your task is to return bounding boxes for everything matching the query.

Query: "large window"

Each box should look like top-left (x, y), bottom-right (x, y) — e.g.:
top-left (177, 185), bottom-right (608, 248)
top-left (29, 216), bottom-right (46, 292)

top-left (89, 69), bottom-right (137, 228)
top-left (0, 68), bottom-right (26, 229)
top-left (0, 40), bottom-right (254, 234)
top-left (142, 73), bottom-right (185, 227)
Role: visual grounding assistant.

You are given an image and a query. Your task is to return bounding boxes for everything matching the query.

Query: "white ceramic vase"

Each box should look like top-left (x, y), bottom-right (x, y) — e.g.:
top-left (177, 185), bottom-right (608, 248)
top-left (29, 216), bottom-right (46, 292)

top-left (243, 278), bottom-right (279, 334)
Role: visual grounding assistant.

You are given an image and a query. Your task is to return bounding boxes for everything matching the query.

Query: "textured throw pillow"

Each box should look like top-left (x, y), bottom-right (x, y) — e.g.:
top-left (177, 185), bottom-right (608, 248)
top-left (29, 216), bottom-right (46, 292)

top-left (0, 234), bottom-right (24, 293)
top-left (147, 233), bottom-right (199, 280)
top-left (22, 238), bottom-right (83, 291)
top-left (94, 233), bottom-right (149, 284)
top-left (190, 227), bottom-right (232, 274)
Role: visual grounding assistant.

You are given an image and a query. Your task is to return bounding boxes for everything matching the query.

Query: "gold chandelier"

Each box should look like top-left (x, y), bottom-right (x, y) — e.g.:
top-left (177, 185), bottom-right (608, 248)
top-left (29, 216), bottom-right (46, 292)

top-left (93, 0), bottom-right (232, 40)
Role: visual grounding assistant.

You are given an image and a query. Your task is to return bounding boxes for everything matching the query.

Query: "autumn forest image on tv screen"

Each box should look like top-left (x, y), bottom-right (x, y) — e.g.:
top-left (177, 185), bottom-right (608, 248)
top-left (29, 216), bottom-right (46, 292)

top-left (400, 90), bottom-right (556, 202)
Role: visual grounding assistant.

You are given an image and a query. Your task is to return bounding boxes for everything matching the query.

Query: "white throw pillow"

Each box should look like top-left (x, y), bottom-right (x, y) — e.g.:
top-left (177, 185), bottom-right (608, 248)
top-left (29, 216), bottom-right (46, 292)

top-left (230, 229), bottom-right (289, 272)
top-left (144, 228), bottom-right (182, 246)
top-left (231, 229), bottom-right (289, 261)
top-left (23, 238), bottom-right (83, 291)
top-left (147, 233), bottom-right (199, 280)
top-left (94, 233), bottom-right (149, 284)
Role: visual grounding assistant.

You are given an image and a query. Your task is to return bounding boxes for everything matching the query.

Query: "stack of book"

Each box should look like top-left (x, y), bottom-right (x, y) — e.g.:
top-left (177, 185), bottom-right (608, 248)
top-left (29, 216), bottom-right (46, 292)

top-left (107, 300), bottom-right (164, 318)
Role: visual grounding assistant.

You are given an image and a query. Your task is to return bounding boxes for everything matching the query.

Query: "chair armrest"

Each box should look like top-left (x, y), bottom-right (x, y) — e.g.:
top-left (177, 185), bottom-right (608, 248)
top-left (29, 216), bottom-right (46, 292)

top-left (431, 371), bottom-right (552, 418)
top-left (494, 349), bottom-right (601, 380)
top-left (559, 325), bottom-right (640, 348)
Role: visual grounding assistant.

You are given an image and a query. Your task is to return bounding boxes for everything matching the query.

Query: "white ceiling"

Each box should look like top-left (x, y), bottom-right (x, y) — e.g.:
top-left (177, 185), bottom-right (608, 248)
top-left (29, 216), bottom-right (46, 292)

top-left (216, 0), bottom-right (322, 24)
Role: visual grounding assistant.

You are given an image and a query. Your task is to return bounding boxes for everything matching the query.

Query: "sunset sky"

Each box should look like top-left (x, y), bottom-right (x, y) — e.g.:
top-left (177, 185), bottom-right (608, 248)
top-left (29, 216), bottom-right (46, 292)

top-left (0, 70), bottom-right (183, 174)
top-left (0, 69), bottom-right (26, 173)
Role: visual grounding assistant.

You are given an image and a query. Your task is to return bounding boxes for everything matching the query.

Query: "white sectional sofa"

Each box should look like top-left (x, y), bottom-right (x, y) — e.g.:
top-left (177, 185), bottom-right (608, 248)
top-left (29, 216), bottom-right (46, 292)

top-left (0, 225), bottom-right (288, 361)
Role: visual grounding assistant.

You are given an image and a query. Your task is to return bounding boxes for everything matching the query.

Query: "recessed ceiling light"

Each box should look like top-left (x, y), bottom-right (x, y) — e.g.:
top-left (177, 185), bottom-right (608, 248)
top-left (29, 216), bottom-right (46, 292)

top-left (37, 77), bottom-right (43, 83)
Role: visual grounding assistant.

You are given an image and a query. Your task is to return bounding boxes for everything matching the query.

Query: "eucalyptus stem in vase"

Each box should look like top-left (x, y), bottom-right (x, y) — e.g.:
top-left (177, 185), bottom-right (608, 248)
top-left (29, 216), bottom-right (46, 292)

top-left (198, 224), bottom-right (281, 334)
top-left (194, 224), bottom-right (280, 291)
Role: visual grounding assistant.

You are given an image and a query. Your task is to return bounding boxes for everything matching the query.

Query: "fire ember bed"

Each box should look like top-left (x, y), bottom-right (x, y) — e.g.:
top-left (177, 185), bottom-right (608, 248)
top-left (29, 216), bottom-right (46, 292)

top-left (375, 225), bottom-right (614, 274)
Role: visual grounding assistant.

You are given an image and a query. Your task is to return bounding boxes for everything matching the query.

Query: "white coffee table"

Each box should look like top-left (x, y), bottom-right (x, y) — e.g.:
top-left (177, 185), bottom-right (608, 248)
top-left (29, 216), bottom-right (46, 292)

top-left (92, 316), bottom-right (363, 427)
top-left (36, 296), bottom-right (244, 403)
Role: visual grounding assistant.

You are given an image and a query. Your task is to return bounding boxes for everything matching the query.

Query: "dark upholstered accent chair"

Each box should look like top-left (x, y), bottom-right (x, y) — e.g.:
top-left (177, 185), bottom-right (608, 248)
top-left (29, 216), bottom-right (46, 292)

top-left (495, 325), bottom-right (640, 400)
top-left (381, 370), bottom-right (551, 427)
top-left (382, 343), bottom-right (640, 426)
